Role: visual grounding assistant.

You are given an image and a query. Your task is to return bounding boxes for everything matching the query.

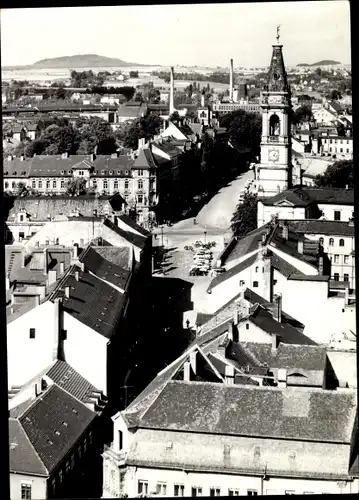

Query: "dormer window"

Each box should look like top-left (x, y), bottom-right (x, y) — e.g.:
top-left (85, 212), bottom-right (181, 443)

top-left (125, 170), bottom-right (129, 175)
top-left (101, 170), bottom-right (105, 175)
top-left (61, 170), bottom-right (65, 175)
top-left (117, 170), bottom-right (121, 174)
top-left (109, 170), bottom-right (113, 175)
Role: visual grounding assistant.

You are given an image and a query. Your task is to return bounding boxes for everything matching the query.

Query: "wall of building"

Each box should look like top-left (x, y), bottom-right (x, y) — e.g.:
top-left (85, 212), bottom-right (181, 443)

top-left (10, 473), bottom-right (47, 500)
top-left (321, 136), bottom-right (353, 159)
top-left (318, 203), bottom-right (354, 222)
top-left (7, 222), bottom-right (44, 243)
top-left (63, 313), bottom-right (109, 395)
top-left (7, 301), bottom-right (56, 388)
top-left (270, 246), bottom-right (318, 275)
top-left (237, 320), bottom-right (272, 343)
top-left (304, 233), bottom-right (355, 286)
top-left (257, 203), bottom-right (306, 228)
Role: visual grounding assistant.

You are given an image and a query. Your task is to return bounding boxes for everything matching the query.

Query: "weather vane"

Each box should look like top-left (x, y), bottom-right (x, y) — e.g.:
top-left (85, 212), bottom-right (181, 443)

top-left (276, 25), bottom-right (281, 43)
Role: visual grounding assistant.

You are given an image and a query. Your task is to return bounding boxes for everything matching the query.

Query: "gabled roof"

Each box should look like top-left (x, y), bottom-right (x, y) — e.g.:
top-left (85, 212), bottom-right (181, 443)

top-left (207, 253), bottom-right (258, 292)
top-left (133, 148), bottom-right (157, 170)
top-left (50, 264), bottom-right (125, 339)
top-left (132, 380), bottom-right (357, 443)
top-left (103, 218), bottom-right (147, 249)
top-left (262, 187), bottom-right (354, 207)
top-left (248, 306), bottom-right (316, 345)
top-left (10, 384), bottom-right (96, 475)
top-left (79, 245), bottom-right (131, 290)
top-left (118, 214), bottom-right (150, 237)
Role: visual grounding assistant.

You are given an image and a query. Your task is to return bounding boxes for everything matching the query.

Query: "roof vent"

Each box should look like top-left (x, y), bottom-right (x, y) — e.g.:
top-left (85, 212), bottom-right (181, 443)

top-left (72, 408), bottom-right (78, 414)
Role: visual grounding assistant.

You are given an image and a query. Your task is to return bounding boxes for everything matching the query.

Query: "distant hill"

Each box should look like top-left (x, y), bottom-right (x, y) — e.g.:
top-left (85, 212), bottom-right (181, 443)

top-left (32, 54), bottom-right (149, 68)
top-left (297, 60), bottom-right (341, 67)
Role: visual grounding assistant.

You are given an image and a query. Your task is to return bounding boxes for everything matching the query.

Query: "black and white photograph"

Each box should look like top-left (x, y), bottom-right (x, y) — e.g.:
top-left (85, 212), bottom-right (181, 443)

top-left (1, 1), bottom-right (357, 498)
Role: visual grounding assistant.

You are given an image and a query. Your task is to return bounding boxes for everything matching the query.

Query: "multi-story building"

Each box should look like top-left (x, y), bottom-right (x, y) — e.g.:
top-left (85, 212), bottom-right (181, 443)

top-left (320, 134), bottom-right (353, 159)
top-left (285, 219), bottom-right (355, 288)
top-left (212, 101), bottom-right (261, 115)
top-left (9, 363), bottom-right (106, 500)
top-left (205, 220), bottom-right (355, 344)
top-left (101, 326), bottom-right (358, 497)
top-left (257, 187), bottom-right (354, 226)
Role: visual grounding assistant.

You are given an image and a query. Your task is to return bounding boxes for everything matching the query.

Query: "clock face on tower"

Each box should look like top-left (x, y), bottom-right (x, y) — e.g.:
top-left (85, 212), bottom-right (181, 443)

top-left (269, 149), bottom-right (279, 162)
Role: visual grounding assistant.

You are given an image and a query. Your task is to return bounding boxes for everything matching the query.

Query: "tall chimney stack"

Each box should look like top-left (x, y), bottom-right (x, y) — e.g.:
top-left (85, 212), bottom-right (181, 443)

top-left (169, 66), bottom-right (175, 115)
top-left (229, 59), bottom-right (234, 102)
top-left (52, 298), bottom-right (62, 361)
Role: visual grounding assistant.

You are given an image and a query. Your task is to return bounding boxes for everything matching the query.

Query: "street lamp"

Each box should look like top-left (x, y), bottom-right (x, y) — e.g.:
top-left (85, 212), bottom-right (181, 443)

top-left (204, 231), bottom-right (207, 245)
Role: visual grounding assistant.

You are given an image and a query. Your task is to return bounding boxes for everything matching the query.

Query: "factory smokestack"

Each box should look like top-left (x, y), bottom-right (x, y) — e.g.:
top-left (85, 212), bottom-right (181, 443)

top-left (170, 66), bottom-right (175, 115)
top-left (229, 58), bottom-right (234, 102)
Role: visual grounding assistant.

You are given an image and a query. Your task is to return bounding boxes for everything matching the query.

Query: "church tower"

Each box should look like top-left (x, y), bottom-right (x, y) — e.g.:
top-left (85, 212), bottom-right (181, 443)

top-left (257, 27), bottom-right (292, 198)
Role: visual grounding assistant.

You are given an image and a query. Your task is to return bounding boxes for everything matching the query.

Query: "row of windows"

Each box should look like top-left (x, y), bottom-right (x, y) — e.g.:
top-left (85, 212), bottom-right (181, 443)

top-left (325, 147), bottom-right (351, 154)
top-left (330, 254), bottom-right (352, 264)
top-left (332, 273), bottom-right (350, 282)
top-left (323, 139), bottom-right (351, 144)
top-left (320, 237), bottom-right (347, 246)
top-left (5, 179), bottom-right (154, 191)
top-left (138, 481), bottom-right (259, 497)
top-left (51, 430), bottom-right (92, 494)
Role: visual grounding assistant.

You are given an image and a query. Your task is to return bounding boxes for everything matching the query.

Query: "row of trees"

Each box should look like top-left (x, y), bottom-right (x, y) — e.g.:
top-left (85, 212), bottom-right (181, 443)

top-left (219, 109), bottom-right (262, 157)
top-left (70, 70), bottom-right (104, 88)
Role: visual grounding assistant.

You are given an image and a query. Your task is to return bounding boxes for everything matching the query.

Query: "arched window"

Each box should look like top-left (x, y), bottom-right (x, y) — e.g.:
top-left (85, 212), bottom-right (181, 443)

top-left (339, 239), bottom-right (345, 247)
top-left (319, 237), bottom-right (324, 245)
top-left (329, 238), bottom-right (334, 246)
top-left (269, 114), bottom-right (280, 136)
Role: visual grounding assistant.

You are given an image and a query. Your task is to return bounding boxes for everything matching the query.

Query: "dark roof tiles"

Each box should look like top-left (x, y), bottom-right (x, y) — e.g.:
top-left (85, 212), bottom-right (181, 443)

top-left (139, 381), bottom-right (356, 443)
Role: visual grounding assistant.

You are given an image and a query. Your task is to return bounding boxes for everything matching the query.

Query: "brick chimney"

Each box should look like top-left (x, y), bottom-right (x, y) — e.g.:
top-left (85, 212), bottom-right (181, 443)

top-left (273, 294), bottom-right (282, 323)
top-left (48, 269), bottom-right (57, 286)
top-left (229, 58), bottom-right (234, 102)
top-left (64, 286), bottom-right (70, 298)
top-left (169, 66), bottom-right (175, 115)
top-left (75, 270), bottom-right (80, 281)
top-left (297, 240), bottom-right (304, 254)
top-left (272, 334), bottom-right (278, 352)
top-left (282, 223), bottom-right (289, 240)
top-left (228, 322), bottom-right (234, 341)
top-left (225, 364), bottom-right (235, 385)
top-left (73, 243), bottom-right (79, 259)
top-left (277, 368), bottom-right (287, 388)
top-left (6, 273), bottom-right (10, 291)
top-left (183, 361), bottom-right (191, 381)
top-left (43, 248), bottom-right (48, 274)
top-left (189, 351), bottom-right (197, 374)
top-left (52, 298), bottom-right (62, 361)
top-left (59, 262), bottom-right (65, 274)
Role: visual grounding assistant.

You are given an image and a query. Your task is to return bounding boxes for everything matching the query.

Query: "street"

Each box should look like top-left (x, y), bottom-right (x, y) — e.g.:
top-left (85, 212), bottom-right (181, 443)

top-left (152, 168), bottom-right (255, 326)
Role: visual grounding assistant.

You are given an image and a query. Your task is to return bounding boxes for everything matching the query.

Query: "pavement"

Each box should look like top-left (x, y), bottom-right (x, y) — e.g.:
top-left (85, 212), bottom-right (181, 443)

top-left (152, 168), bottom-right (255, 326)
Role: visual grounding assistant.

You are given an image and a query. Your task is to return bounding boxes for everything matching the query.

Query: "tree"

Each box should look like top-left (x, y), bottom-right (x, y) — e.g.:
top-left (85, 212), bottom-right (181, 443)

top-left (123, 114), bottom-right (162, 150)
top-left (292, 104), bottom-right (313, 126)
top-left (315, 160), bottom-right (353, 189)
top-left (66, 178), bottom-right (87, 195)
top-left (129, 70), bottom-right (139, 78)
top-left (231, 190), bottom-right (258, 238)
top-left (77, 117), bottom-right (117, 154)
top-left (17, 182), bottom-right (29, 196)
top-left (328, 89), bottom-right (342, 101)
top-left (220, 110), bottom-right (262, 157)
top-left (40, 124), bottom-right (80, 155)
top-left (24, 140), bottom-right (46, 157)
top-left (118, 86), bottom-right (136, 101)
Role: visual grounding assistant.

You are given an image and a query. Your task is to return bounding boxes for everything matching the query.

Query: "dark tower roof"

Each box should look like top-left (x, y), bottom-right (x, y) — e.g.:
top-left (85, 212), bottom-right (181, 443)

top-left (266, 43), bottom-right (290, 93)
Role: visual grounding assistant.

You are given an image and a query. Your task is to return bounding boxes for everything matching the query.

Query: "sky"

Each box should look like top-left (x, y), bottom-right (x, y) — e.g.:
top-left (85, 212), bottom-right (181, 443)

top-left (0, 1), bottom-right (351, 68)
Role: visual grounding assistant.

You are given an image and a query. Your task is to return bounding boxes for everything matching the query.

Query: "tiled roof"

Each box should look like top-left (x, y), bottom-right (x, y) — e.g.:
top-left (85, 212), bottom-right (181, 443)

top-left (262, 187), bottom-right (354, 207)
top-left (9, 418), bottom-right (48, 475)
top-left (240, 343), bottom-right (327, 371)
top-left (133, 148), bottom-right (157, 170)
top-left (249, 306), bottom-right (316, 345)
top-left (79, 245), bottom-right (131, 290)
top-left (91, 245), bottom-right (131, 270)
top-left (16, 384), bottom-right (95, 474)
top-left (222, 225), bottom-right (270, 265)
top-left (5, 194), bottom-right (122, 222)
top-left (288, 274), bottom-right (329, 282)
top-left (118, 103), bottom-right (147, 117)
top-left (286, 219), bottom-right (355, 236)
top-left (3, 155), bottom-right (134, 178)
top-left (271, 253), bottom-right (303, 278)
top-left (261, 188), bottom-right (314, 207)
top-left (46, 360), bottom-right (102, 404)
top-left (51, 265), bottom-right (125, 339)
top-left (152, 141), bottom-right (182, 158)
top-left (139, 380), bottom-right (356, 443)
top-left (270, 226), bottom-right (319, 268)
top-left (118, 214), bottom-right (150, 237)
top-left (103, 218), bottom-right (146, 249)
top-left (207, 253), bottom-right (258, 292)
